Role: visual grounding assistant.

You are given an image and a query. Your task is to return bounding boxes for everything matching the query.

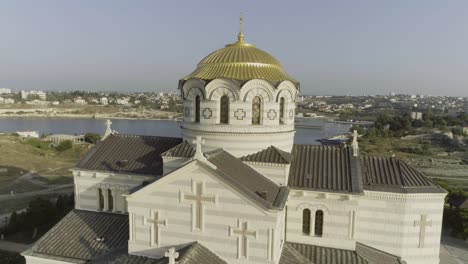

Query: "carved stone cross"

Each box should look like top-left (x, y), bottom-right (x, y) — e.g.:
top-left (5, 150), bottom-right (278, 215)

top-left (145, 211), bottom-right (166, 246)
top-left (230, 220), bottom-right (257, 259)
top-left (414, 214), bottom-right (432, 248)
top-left (165, 247), bottom-right (179, 264)
top-left (193, 136), bottom-right (205, 154)
top-left (183, 182), bottom-right (215, 230)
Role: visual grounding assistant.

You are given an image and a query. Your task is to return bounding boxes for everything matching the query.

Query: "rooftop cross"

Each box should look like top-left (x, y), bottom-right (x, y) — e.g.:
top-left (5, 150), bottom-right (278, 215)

top-left (192, 136), bottom-right (205, 160)
top-left (165, 247), bottom-right (179, 264)
top-left (103, 119), bottom-right (113, 140)
top-left (237, 12), bottom-right (244, 43)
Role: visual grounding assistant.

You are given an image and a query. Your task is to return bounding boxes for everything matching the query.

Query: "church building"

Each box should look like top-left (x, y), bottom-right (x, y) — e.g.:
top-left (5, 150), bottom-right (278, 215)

top-left (22, 20), bottom-right (446, 264)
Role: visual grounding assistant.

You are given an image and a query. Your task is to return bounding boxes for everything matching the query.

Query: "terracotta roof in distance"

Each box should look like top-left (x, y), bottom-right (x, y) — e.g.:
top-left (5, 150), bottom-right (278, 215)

top-left (241, 146), bottom-right (293, 164)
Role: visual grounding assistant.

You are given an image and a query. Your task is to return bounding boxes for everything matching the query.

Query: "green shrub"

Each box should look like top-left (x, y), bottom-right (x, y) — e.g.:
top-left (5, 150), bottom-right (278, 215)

top-left (56, 140), bottom-right (73, 151)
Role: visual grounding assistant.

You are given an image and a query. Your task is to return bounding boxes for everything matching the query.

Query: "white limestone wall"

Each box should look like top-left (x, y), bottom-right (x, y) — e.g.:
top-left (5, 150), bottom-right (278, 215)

top-left (72, 170), bottom-right (153, 213)
top-left (243, 162), bottom-right (290, 186)
top-left (127, 162), bottom-right (284, 264)
top-left (24, 256), bottom-right (73, 264)
top-left (357, 191), bottom-right (446, 264)
top-left (162, 157), bottom-right (190, 175)
top-left (180, 78), bottom-right (297, 157)
top-left (181, 128), bottom-right (295, 157)
top-left (286, 190), bottom-right (360, 250)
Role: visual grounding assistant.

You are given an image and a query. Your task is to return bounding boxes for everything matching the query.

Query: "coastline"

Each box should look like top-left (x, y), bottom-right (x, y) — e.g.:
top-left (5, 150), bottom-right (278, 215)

top-left (0, 113), bottom-right (181, 121)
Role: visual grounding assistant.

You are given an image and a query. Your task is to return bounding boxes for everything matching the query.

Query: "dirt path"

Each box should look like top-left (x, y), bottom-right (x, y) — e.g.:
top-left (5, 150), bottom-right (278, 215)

top-left (0, 184), bottom-right (73, 202)
top-left (0, 240), bottom-right (30, 253)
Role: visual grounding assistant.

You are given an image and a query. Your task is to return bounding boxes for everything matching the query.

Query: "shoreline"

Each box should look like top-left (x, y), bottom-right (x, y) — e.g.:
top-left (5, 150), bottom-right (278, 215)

top-left (0, 114), bottom-right (181, 121)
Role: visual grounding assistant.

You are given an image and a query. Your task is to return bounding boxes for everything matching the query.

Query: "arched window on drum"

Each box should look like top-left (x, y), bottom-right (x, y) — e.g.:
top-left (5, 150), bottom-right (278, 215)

top-left (220, 95), bottom-right (229, 124)
top-left (302, 209), bottom-right (311, 235)
top-left (195, 95), bottom-right (201, 123)
top-left (315, 210), bottom-right (324, 237)
top-left (252, 96), bottom-right (262, 125)
top-left (279, 97), bottom-right (286, 124)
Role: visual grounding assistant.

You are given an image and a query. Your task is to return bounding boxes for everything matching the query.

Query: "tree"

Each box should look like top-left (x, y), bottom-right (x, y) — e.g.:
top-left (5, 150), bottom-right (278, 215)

top-left (349, 125), bottom-right (365, 135)
top-left (84, 133), bottom-right (101, 144)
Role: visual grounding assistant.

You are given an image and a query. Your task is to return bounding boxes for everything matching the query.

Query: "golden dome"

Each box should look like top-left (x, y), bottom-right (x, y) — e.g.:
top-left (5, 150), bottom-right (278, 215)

top-left (181, 37), bottom-right (298, 86)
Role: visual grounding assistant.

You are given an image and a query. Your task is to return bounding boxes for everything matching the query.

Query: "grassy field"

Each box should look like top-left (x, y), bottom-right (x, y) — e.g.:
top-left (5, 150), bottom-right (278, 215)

top-left (0, 135), bottom-right (89, 196)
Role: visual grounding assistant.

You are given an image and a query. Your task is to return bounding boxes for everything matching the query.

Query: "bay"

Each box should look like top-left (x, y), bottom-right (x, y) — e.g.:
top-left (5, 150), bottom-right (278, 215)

top-left (0, 118), bottom-right (351, 145)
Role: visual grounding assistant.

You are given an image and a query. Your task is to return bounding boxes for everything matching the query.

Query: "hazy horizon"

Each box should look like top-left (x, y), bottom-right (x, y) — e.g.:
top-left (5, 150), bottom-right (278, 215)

top-left (1, 0), bottom-right (467, 96)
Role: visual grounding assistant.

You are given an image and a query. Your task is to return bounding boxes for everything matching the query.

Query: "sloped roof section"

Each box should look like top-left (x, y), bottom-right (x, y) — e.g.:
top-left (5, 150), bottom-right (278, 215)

top-left (161, 141), bottom-right (195, 159)
top-left (91, 242), bottom-right (227, 264)
top-left (280, 242), bottom-right (369, 264)
top-left (75, 134), bottom-right (182, 176)
top-left (241, 146), bottom-right (293, 164)
top-left (27, 210), bottom-right (128, 262)
top-left (205, 149), bottom-right (289, 210)
top-left (355, 243), bottom-right (405, 264)
top-left (361, 156), bottom-right (445, 194)
top-left (288, 145), bottom-right (363, 193)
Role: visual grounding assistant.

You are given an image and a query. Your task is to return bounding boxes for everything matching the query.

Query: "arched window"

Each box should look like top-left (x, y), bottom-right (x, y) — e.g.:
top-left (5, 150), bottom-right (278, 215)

top-left (252, 96), bottom-right (262, 125)
top-left (220, 95), bottom-right (229, 124)
top-left (302, 209), bottom-right (311, 235)
top-left (108, 189), bottom-right (114, 212)
top-left (195, 95), bottom-right (200, 123)
top-left (98, 188), bottom-right (104, 210)
top-left (279, 97), bottom-right (285, 124)
top-left (315, 210), bottom-right (324, 237)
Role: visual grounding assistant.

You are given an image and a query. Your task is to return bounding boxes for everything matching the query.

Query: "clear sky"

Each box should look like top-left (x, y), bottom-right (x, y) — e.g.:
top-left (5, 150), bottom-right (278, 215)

top-left (1, 0), bottom-right (467, 96)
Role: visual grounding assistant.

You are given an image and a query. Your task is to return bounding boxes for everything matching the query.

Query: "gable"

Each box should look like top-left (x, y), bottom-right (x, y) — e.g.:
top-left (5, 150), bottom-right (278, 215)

top-left (129, 159), bottom-right (283, 214)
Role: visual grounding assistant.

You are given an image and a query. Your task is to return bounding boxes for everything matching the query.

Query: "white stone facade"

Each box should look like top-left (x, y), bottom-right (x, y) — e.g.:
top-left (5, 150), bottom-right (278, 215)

top-left (127, 161), bottom-right (285, 264)
top-left (286, 189), bottom-right (446, 264)
top-left (181, 78), bottom-right (298, 157)
top-left (72, 170), bottom-right (154, 213)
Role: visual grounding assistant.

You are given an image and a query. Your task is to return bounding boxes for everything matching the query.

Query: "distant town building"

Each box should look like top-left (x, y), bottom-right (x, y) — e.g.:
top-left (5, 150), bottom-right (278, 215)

top-left (116, 98), bottom-right (129, 105)
top-left (0, 88), bottom-right (11, 94)
top-left (51, 101), bottom-right (60, 106)
top-left (74, 97), bottom-right (87, 104)
top-left (21, 90), bottom-right (47, 100)
top-left (45, 134), bottom-right (85, 145)
top-left (100, 97), bottom-right (109, 105)
top-left (410, 112), bottom-right (423, 120)
top-left (16, 131), bottom-right (40, 138)
top-left (463, 126), bottom-right (468, 136)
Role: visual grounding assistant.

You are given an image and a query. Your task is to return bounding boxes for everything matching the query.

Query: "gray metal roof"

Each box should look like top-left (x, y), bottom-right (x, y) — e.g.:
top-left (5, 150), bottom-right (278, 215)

top-left (355, 243), bottom-right (405, 264)
top-left (280, 242), bottom-right (369, 264)
top-left (91, 242), bottom-right (227, 264)
top-left (361, 156), bottom-right (445, 194)
top-left (288, 145), bottom-right (363, 193)
top-left (75, 134), bottom-right (182, 176)
top-left (240, 146), bottom-right (293, 164)
top-left (27, 210), bottom-right (128, 262)
top-left (205, 149), bottom-right (289, 210)
top-left (161, 141), bottom-right (195, 159)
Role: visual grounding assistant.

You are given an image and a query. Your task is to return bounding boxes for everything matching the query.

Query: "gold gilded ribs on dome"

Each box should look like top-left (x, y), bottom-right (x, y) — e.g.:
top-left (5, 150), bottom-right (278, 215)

top-left (181, 21), bottom-right (299, 87)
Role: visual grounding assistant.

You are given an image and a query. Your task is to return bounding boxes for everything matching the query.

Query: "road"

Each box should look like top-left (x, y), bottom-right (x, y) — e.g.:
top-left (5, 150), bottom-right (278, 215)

top-left (0, 240), bottom-right (30, 253)
top-left (0, 184), bottom-right (73, 202)
top-left (440, 235), bottom-right (468, 264)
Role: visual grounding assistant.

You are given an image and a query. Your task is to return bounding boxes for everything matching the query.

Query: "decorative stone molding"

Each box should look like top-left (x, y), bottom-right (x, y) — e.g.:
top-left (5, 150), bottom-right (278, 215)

top-left (186, 87), bottom-right (205, 101)
top-left (205, 79), bottom-right (240, 101)
top-left (296, 203), bottom-right (330, 214)
top-left (267, 109), bottom-right (277, 120)
top-left (241, 79), bottom-right (275, 102)
top-left (234, 109), bottom-right (246, 120)
top-left (289, 109), bottom-right (294, 119)
top-left (182, 78), bottom-right (206, 100)
top-left (184, 107), bottom-right (190, 117)
top-left (276, 80), bottom-right (298, 100)
top-left (202, 108), bottom-right (213, 119)
top-left (95, 183), bottom-right (130, 192)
